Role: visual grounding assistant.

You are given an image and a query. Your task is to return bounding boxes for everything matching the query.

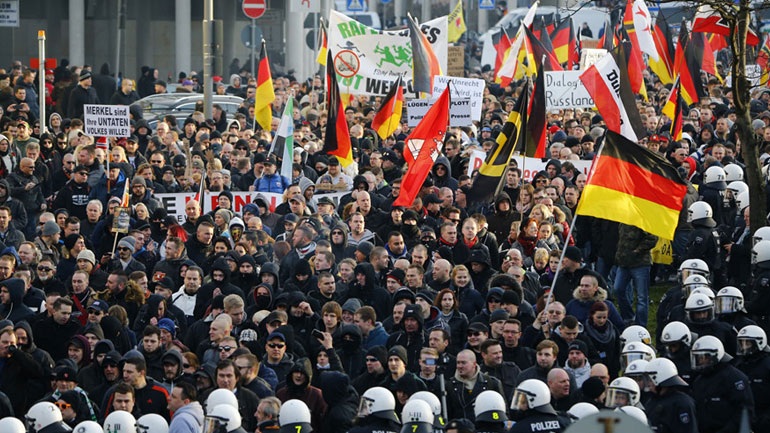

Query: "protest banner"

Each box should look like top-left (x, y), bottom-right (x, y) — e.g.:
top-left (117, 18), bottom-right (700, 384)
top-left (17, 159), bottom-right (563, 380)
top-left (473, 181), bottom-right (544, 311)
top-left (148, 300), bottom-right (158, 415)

top-left (327, 10), bottom-right (447, 97)
top-left (545, 71), bottom-right (595, 110)
top-left (432, 75), bottom-right (485, 121)
top-left (84, 104), bottom-right (131, 137)
top-left (406, 97), bottom-right (473, 127)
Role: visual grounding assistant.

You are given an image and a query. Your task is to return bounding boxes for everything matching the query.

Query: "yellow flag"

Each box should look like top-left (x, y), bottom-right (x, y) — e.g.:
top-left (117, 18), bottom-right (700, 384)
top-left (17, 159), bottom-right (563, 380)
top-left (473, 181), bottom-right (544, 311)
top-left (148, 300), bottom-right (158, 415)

top-left (448, 0), bottom-right (466, 43)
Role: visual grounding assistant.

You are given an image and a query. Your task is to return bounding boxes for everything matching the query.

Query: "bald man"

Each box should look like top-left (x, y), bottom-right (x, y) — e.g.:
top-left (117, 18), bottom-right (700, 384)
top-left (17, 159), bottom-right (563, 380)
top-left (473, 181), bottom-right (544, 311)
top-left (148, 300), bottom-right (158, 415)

top-left (429, 259), bottom-right (452, 291)
top-left (547, 368), bottom-right (577, 412)
top-left (446, 349), bottom-right (504, 421)
top-left (199, 314), bottom-right (232, 366)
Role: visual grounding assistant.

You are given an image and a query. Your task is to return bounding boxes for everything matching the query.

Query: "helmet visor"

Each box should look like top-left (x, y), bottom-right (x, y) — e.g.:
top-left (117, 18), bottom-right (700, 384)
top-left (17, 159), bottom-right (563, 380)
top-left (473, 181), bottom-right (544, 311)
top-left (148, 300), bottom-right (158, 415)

top-left (510, 389), bottom-right (532, 411)
top-left (714, 296), bottom-right (741, 314)
top-left (604, 388), bottom-right (633, 409)
top-left (691, 350), bottom-right (719, 371)
top-left (620, 352), bottom-right (645, 371)
top-left (357, 396), bottom-right (375, 418)
top-left (738, 338), bottom-right (760, 356)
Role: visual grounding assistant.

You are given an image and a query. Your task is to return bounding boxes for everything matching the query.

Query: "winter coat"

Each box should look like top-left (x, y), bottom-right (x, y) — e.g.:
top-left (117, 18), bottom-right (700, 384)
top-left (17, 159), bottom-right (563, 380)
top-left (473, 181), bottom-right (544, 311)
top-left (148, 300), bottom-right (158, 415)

top-left (168, 401), bottom-right (204, 433)
top-left (0, 278), bottom-right (34, 323)
top-left (615, 224), bottom-right (658, 268)
top-left (565, 286), bottom-right (625, 331)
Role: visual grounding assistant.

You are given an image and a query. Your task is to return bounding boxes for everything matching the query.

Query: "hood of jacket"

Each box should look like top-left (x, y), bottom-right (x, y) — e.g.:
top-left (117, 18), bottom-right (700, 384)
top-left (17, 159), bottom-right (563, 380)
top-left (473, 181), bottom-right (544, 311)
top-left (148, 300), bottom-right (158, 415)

top-left (494, 192), bottom-right (513, 215)
top-left (251, 282), bottom-right (274, 310)
top-left (572, 286), bottom-right (609, 303)
top-left (286, 357), bottom-right (312, 389)
top-left (211, 257), bottom-right (232, 283)
top-left (433, 156), bottom-right (452, 180)
top-left (319, 370), bottom-right (353, 406)
top-left (13, 320), bottom-right (36, 350)
top-left (161, 350), bottom-right (186, 380)
top-left (330, 223), bottom-right (350, 247)
top-left (174, 401), bottom-right (205, 425)
top-left (260, 262), bottom-right (280, 290)
top-left (353, 262), bottom-right (378, 291)
top-left (0, 179), bottom-right (10, 201)
top-left (2, 277), bottom-right (25, 305)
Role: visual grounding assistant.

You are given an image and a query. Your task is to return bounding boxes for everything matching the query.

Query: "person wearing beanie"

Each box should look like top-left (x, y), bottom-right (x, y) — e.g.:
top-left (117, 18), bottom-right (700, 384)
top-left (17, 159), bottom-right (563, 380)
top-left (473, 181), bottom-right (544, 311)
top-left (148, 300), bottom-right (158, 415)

top-left (351, 345), bottom-right (390, 395)
top-left (128, 175), bottom-right (161, 215)
top-left (108, 235), bottom-right (146, 274)
top-left (36, 220), bottom-right (61, 265)
top-left (580, 376), bottom-right (607, 408)
top-left (57, 389), bottom-right (90, 427)
top-left (75, 338), bottom-right (114, 395)
top-left (346, 262), bottom-right (392, 322)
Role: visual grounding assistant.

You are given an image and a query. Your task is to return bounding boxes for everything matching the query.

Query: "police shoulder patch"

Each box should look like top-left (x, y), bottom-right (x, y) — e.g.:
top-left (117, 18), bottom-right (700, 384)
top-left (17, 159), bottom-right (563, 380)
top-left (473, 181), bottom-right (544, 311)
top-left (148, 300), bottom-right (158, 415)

top-left (694, 236), bottom-right (704, 244)
top-left (735, 380), bottom-right (745, 391)
top-left (680, 412), bottom-right (690, 424)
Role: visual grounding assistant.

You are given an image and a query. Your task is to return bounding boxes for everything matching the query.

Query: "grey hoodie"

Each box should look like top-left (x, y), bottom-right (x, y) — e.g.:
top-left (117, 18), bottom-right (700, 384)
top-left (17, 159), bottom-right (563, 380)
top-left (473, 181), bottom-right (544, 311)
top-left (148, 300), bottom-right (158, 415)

top-left (168, 401), bottom-right (204, 433)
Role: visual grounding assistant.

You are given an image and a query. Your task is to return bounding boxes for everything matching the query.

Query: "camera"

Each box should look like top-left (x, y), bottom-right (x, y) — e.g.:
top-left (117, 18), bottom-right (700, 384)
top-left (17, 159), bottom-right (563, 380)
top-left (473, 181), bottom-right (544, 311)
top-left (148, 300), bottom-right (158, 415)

top-left (424, 358), bottom-right (436, 366)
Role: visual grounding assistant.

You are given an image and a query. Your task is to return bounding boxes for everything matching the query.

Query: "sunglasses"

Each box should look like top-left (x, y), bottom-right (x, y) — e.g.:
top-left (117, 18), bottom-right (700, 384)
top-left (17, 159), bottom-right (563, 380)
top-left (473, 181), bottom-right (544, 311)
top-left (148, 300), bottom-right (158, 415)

top-left (87, 309), bottom-right (103, 315)
top-left (117, 247), bottom-right (131, 251)
top-left (103, 363), bottom-right (118, 369)
top-left (365, 357), bottom-right (378, 362)
top-left (55, 402), bottom-right (72, 410)
top-left (218, 346), bottom-right (234, 352)
top-left (37, 266), bottom-right (52, 272)
top-left (267, 343), bottom-right (285, 349)
top-left (467, 331), bottom-right (483, 337)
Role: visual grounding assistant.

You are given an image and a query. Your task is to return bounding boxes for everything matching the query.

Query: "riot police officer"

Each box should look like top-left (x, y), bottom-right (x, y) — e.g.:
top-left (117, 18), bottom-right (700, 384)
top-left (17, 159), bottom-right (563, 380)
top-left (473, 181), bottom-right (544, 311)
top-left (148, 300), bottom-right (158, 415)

top-left (508, 380), bottom-right (567, 433)
top-left (473, 391), bottom-right (507, 433)
top-left (350, 387), bottom-right (401, 433)
top-left (735, 325), bottom-right (770, 431)
top-left (659, 321), bottom-right (695, 384)
top-left (690, 336), bottom-right (754, 433)
top-left (656, 259), bottom-right (710, 346)
top-left (684, 202), bottom-right (725, 287)
top-left (747, 240), bottom-right (770, 334)
top-left (644, 358), bottom-right (697, 433)
top-left (683, 292), bottom-right (737, 355)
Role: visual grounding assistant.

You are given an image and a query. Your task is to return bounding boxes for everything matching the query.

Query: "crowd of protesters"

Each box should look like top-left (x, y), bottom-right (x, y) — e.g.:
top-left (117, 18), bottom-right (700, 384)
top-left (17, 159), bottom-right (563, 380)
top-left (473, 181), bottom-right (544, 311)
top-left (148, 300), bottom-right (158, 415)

top-left (0, 54), bottom-right (768, 433)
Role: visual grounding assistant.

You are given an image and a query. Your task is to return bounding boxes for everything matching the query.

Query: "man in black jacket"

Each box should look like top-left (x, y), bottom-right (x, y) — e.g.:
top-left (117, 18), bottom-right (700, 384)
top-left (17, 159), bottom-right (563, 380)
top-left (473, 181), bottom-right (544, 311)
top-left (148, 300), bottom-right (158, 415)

top-left (446, 349), bottom-right (505, 421)
top-left (0, 325), bottom-right (45, 416)
top-left (67, 70), bottom-right (100, 119)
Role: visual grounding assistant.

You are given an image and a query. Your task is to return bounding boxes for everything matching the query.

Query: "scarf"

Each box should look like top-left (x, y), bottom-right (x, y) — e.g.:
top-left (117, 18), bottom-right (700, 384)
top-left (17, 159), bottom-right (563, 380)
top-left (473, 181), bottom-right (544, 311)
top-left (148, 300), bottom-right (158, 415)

top-left (463, 236), bottom-right (478, 248)
top-left (585, 319), bottom-right (615, 345)
top-left (516, 233), bottom-right (538, 257)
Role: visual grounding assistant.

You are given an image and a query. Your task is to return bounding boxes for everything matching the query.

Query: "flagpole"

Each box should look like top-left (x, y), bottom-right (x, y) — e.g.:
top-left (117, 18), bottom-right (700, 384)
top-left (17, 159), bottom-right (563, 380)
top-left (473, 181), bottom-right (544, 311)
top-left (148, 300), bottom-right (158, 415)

top-left (541, 130), bottom-right (607, 315)
top-left (516, 79), bottom-right (530, 227)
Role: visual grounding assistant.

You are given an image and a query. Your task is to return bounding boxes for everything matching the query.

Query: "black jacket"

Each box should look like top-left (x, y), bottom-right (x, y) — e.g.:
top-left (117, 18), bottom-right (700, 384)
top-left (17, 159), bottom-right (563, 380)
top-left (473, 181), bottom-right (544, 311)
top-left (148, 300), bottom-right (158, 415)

top-left (446, 367), bottom-right (505, 421)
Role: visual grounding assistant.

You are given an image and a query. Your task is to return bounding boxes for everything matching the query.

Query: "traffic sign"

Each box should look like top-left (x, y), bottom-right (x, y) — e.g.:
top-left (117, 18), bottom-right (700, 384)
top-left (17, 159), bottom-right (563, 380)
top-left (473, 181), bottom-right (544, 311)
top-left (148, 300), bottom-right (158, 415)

top-left (242, 0), bottom-right (266, 19)
top-left (241, 24), bottom-right (263, 48)
top-left (346, 0), bottom-right (365, 12)
top-left (479, 0), bottom-right (495, 10)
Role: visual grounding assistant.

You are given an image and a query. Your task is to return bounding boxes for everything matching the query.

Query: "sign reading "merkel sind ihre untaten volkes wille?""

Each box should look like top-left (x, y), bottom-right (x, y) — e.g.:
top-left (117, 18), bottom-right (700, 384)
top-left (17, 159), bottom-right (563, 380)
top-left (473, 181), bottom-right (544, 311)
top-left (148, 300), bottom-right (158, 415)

top-left (84, 105), bottom-right (131, 137)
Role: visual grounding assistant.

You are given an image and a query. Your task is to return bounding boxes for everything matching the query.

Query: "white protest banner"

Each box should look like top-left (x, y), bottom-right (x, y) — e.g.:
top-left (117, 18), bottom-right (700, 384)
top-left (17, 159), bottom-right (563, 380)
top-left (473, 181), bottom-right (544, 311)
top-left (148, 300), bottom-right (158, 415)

top-left (84, 105), bottom-right (131, 137)
top-left (545, 71), bottom-right (595, 110)
top-left (510, 156), bottom-right (593, 182)
top-left (406, 98), bottom-right (473, 127)
top-left (579, 48), bottom-right (608, 70)
top-left (432, 75), bottom-right (485, 121)
top-left (467, 150), bottom-right (487, 177)
top-left (328, 10), bottom-right (447, 97)
top-left (155, 191), bottom-right (349, 223)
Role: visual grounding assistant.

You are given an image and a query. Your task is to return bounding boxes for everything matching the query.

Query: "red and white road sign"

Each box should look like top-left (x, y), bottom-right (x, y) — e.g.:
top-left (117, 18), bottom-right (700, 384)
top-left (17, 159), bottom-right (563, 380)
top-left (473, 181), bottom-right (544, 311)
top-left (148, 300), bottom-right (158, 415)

top-left (242, 0), bottom-right (266, 19)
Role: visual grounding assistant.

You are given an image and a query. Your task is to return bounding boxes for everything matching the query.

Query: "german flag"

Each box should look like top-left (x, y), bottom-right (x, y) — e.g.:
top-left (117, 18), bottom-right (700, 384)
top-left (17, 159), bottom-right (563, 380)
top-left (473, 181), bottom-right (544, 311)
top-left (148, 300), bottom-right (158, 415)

top-left (408, 14), bottom-right (442, 95)
top-left (551, 17), bottom-right (577, 69)
top-left (524, 25), bottom-right (562, 72)
top-left (692, 32), bottom-right (720, 81)
top-left (598, 19), bottom-right (616, 51)
top-left (469, 86), bottom-right (526, 203)
top-left (525, 65), bottom-right (547, 158)
top-left (322, 51), bottom-right (353, 167)
top-left (662, 76), bottom-right (683, 141)
top-left (371, 75), bottom-right (404, 140)
top-left (650, 14), bottom-right (675, 84)
top-left (316, 19), bottom-right (328, 66)
top-left (621, 1), bottom-right (648, 101)
top-left (576, 130), bottom-right (687, 240)
top-left (254, 40), bottom-right (275, 131)
top-left (758, 35), bottom-right (770, 84)
top-left (492, 28), bottom-right (512, 75)
top-left (674, 24), bottom-right (703, 106)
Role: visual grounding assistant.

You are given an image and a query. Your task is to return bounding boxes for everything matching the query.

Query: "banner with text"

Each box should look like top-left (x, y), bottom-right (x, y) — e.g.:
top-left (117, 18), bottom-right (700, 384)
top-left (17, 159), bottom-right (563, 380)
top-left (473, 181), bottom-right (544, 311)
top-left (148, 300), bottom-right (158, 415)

top-left (84, 105), bottom-right (131, 137)
top-left (432, 75), bottom-right (485, 121)
top-left (406, 98), bottom-right (472, 127)
top-left (155, 191), bottom-right (348, 223)
top-left (328, 10), bottom-right (447, 97)
top-left (545, 71), bottom-right (595, 110)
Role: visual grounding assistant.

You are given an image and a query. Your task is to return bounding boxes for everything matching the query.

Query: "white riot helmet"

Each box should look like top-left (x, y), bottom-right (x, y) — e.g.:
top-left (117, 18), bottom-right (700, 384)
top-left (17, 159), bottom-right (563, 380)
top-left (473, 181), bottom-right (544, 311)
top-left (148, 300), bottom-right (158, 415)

top-left (279, 400), bottom-right (313, 433)
top-left (703, 166), bottom-right (727, 189)
top-left (103, 411), bottom-right (136, 433)
top-left (752, 240), bottom-right (770, 266)
top-left (691, 335), bottom-right (726, 371)
top-left (682, 274), bottom-right (711, 298)
top-left (620, 342), bottom-right (656, 371)
top-left (605, 377), bottom-right (640, 408)
top-left (206, 404), bottom-right (241, 433)
top-left (688, 201), bottom-right (716, 227)
top-left (616, 406), bottom-right (648, 424)
top-left (619, 325), bottom-right (652, 346)
top-left (646, 358), bottom-right (688, 387)
top-left (357, 386), bottom-right (399, 423)
top-left (737, 325), bottom-right (769, 356)
top-left (736, 191), bottom-right (750, 211)
top-left (567, 402), bottom-right (599, 420)
top-left (724, 164), bottom-right (744, 182)
top-left (685, 293), bottom-right (714, 323)
top-left (679, 259), bottom-right (710, 284)
top-left (474, 390), bottom-right (508, 423)
top-left (726, 180), bottom-right (748, 197)
top-left (206, 389), bottom-right (238, 414)
top-left (400, 399), bottom-right (434, 433)
top-left (754, 227), bottom-right (770, 245)
top-left (511, 379), bottom-right (551, 412)
top-left (660, 321), bottom-right (693, 351)
top-left (0, 417), bottom-right (28, 433)
top-left (690, 287), bottom-right (715, 300)
top-left (26, 402), bottom-right (65, 433)
top-left (623, 360), bottom-right (649, 379)
top-left (715, 286), bottom-right (745, 314)
top-left (410, 392), bottom-right (446, 429)
top-left (136, 414), bottom-right (169, 433)
top-left (74, 421), bottom-right (104, 433)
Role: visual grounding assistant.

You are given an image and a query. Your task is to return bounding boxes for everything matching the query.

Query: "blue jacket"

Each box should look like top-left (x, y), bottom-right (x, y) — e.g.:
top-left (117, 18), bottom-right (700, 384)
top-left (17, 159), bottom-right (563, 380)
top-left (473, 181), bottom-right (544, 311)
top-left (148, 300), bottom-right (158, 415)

top-left (254, 173), bottom-right (290, 193)
top-left (362, 322), bottom-right (389, 350)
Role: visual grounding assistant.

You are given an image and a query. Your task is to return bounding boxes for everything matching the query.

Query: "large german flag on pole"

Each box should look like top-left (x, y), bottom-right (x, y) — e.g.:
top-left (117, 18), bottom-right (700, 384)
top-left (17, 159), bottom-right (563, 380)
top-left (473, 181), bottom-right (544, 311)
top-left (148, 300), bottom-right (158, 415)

top-left (371, 75), bottom-right (404, 140)
top-left (469, 87), bottom-right (526, 203)
top-left (255, 40), bottom-right (275, 131)
top-left (576, 130), bottom-right (687, 240)
top-left (408, 14), bottom-right (442, 95)
top-left (322, 51), bottom-right (353, 167)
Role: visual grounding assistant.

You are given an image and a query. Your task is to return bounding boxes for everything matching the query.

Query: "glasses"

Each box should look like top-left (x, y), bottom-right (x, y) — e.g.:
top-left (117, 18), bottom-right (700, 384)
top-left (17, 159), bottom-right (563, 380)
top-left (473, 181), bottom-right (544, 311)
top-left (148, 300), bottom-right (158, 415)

top-left (37, 266), bottom-right (52, 272)
top-left (267, 343), bottom-right (285, 349)
top-left (87, 309), bottom-right (103, 315)
top-left (467, 331), bottom-right (482, 337)
top-left (76, 171), bottom-right (88, 176)
top-left (217, 346), bottom-right (234, 352)
top-left (151, 160), bottom-right (163, 163)
top-left (55, 402), bottom-right (72, 410)
top-left (118, 247), bottom-right (131, 251)
top-left (103, 363), bottom-right (118, 369)
top-left (450, 218), bottom-right (460, 223)
top-left (365, 357), bottom-right (378, 362)
top-left (332, 231), bottom-right (343, 235)
top-left (236, 365), bottom-right (251, 370)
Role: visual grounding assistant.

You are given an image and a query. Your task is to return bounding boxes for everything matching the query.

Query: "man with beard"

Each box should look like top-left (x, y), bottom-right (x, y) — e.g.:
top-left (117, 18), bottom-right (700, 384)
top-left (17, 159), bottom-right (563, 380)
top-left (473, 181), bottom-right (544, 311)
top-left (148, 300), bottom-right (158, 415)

top-left (160, 350), bottom-right (194, 393)
top-left (279, 225), bottom-right (316, 284)
top-left (33, 258), bottom-right (66, 295)
top-left (152, 236), bottom-right (188, 289)
top-left (563, 340), bottom-right (591, 387)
